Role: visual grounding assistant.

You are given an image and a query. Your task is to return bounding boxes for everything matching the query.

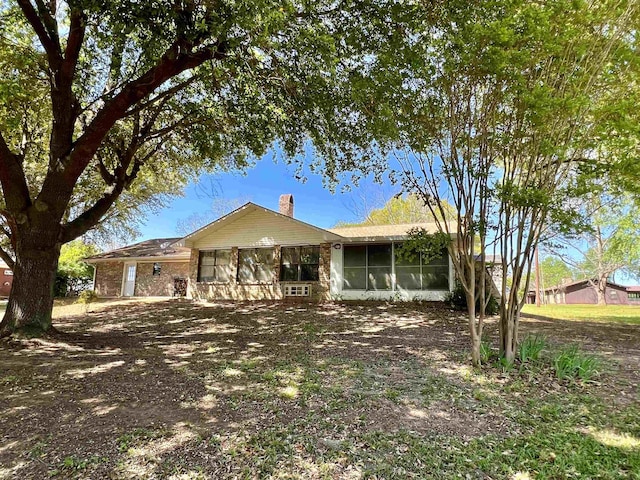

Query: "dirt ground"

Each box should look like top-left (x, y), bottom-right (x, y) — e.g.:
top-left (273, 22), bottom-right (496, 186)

top-left (1, 299), bottom-right (638, 479)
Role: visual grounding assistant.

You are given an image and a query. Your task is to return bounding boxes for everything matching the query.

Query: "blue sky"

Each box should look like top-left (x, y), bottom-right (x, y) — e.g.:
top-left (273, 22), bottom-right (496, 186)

top-left (138, 152), bottom-right (390, 240)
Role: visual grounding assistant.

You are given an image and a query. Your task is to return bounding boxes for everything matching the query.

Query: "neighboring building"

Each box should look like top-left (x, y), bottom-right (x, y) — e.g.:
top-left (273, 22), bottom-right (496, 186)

top-left (625, 286), bottom-right (640, 304)
top-left (542, 279), bottom-right (631, 305)
top-left (85, 194), bottom-right (455, 301)
top-left (0, 260), bottom-right (13, 298)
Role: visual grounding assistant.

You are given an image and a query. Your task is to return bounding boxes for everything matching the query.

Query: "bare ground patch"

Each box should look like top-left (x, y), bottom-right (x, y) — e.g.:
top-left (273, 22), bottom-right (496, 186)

top-left (0, 299), bottom-right (638, 478)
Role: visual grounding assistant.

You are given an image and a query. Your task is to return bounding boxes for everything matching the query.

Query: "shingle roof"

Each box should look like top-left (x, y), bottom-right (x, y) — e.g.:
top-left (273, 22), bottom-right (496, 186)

top-left (85, 238), bottom-right (190, 262)
top-left (328, 223), bottom-right (442, 240)
top-left (542, 278), bottom-right (628, 292)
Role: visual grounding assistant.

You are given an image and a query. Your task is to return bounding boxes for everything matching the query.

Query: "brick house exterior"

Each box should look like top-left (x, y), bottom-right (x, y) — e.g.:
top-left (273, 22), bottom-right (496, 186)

top-left (0, 260), bottom-right (13, 298)
top-left (86, 195), bottom-right (455, 302)
top-left (88, 239), bottom-right (191, 298)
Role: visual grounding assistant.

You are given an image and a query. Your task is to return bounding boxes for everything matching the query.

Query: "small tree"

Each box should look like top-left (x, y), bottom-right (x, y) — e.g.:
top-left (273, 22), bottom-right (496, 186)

top-left (539, 256), bottom-right (574, 291)
top-left (393, 0), bottom-right (639, 363)
top-left (55, 240), bottom-right (99, 297)
top-left (548, 192), bottom-right (640, 305)
top-left (335, 193), bottom-right (456, 228)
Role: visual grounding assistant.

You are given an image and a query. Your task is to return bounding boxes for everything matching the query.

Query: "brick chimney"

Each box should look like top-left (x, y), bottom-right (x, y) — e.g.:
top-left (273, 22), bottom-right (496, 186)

top-left (279, 194), bottom-right (294, 217)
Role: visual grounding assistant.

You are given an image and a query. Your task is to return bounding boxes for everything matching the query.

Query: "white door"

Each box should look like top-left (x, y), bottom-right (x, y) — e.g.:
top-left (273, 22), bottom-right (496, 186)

top-left (123, 263), bottom-right (137, 296)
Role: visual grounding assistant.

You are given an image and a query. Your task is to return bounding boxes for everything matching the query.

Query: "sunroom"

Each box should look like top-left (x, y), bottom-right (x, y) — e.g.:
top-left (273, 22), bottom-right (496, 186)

top-left (328, 232), bottom-right (454, 301)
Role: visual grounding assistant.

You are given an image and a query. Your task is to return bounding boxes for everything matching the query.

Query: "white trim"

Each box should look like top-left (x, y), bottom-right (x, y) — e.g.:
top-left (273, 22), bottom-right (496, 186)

top-left (182, 203), bottom-right (344, 247)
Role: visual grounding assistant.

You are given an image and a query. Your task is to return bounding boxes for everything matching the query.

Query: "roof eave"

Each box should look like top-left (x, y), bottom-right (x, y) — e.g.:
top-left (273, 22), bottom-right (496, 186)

top-left (85, 254), bottom-right (190, 264)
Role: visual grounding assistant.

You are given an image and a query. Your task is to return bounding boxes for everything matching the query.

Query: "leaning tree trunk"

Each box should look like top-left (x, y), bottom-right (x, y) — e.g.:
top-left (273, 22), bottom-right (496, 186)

top-left (0, 221), bottom-right (62, 337)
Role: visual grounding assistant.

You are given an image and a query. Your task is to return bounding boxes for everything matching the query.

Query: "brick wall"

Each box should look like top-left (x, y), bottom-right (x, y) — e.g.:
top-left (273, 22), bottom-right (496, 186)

top-left (94, 260), bottom-right (190, 297)
top-left (189, 242), bottom-right (332, 302)
top-left (135, 261), bottom-right (190, 297)
top-left (0, 267), bottom-right (13, 297)
top-left (94, 261), bottom-right (124, 297)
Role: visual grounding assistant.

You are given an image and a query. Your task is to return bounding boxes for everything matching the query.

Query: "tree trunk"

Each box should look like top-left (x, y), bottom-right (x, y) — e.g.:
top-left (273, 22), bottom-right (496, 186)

top-left (596, 277), bottom-right (607, 305)
top-left (499, 308), bottom-right (516, 363)
top-left (0, 223), bottom-right (61, 337)
top-left (466, 290), bottom-right (481, 367)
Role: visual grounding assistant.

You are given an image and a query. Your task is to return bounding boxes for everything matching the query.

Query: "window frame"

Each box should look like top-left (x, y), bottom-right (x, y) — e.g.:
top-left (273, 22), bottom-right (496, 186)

top-left (237, 247), bottom-right (274, 284)
top-left (280, 245), bottom-right (320, 282)
top-left (343, 243), bottom-right (393, 291)
top-left (343, 243), bottom-right (450, 292)
top-left (152, 262), bottom-right (162, 276)
top-left (197, 249), bottom-right (232, 283)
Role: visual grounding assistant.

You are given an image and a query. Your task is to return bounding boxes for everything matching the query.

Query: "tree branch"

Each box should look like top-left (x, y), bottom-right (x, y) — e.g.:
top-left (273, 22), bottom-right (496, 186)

top-left (0, 246), bottom-right (14, 270)
top-left (36, 40), bottom-right (228, 214)
top-left (0, 132), bottom-right (31, 213)
top-left (61, 146), bottom-right (156, 242)
top-left (60, 8), bottom-right (86, 86)
top-left (66, 41), bottom-right (228, 182)
top-left (16, 0), bottom-right (62, 68)
top-left (123, 75), bottom-right (200, 118)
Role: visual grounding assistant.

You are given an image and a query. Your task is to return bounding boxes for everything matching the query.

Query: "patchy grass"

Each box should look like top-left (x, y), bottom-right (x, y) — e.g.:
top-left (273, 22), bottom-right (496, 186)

top-left (522, 303), bottom-right (640, 325)
top-left (0, 298), bottom-right (638, 479)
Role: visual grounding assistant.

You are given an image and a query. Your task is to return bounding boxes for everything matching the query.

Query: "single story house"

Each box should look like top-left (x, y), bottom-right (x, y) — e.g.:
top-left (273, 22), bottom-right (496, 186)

top-left (542, 279), bottom-right (633, 305)
top-left (626, 285), bottom-right (640, 303)
top-left (0, 260), bottom-right (13, 298)
top-left (86, 194), bottom-right (454, 301)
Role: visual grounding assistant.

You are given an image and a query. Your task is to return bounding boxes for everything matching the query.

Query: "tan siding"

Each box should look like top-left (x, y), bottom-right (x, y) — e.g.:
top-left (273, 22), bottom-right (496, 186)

top-left (192, 209), bottom-right (333, 249)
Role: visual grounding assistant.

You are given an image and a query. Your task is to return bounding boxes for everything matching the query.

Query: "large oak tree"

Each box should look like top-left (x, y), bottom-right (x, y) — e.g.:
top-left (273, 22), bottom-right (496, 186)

top-left (0, 0), bottom-right (425, 335)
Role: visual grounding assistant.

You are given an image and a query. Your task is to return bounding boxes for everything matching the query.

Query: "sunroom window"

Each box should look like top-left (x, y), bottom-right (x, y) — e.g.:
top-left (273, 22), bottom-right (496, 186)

top-left (395, 246), bottom-right (449, 290)
top-left (343, 244), bottom-right (392, 290)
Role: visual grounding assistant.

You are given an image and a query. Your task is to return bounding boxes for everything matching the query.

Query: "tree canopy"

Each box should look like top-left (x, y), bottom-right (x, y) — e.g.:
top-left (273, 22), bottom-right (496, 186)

top-left (0, 0), bottom-right (431, 335)
top-left (385, 0), bottom-right (640, 362)
top-left (335, 194), bottom-right (455, 227)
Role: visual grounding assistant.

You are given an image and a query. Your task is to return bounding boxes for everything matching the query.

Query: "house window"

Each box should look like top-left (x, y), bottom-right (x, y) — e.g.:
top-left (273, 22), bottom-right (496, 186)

top-left (152, 263), bottom-right (161, 276)
top-left (3, 270), bottom-right (12, 276)
top-left (198, 250), bottom-right (231, 282)
top-left (343, 244), bottom-right (392, 291)
top-left (395, 245), bottom-right (449, 291)
top-left (237, 248), bottom-right (274, 283)
top-left (280, 246), bottom-right (320, 281)
top-left (629, 292), bottom-right (640, 300)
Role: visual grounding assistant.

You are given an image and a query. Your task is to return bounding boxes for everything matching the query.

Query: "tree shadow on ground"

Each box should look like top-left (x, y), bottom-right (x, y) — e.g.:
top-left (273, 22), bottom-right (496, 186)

top-left (1, 299), bottom-right (638, 478)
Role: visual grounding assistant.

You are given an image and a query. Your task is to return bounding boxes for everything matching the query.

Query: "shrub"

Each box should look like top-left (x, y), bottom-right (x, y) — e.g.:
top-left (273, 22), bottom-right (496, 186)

top-left (553, 345), bottom-right (600, 381)
top-left (444, 281), bottom-right (499, 315)
top-left (76, 290), bottom-right (98, 305)
top-left (519, 334), bottom-right (547, 363)
top-left (480, 338), bottom-right (493, 364)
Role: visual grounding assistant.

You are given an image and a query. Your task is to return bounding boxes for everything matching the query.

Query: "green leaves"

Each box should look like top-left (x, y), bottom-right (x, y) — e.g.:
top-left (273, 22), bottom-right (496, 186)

top-left (395, 229), bottom-right (450, 266)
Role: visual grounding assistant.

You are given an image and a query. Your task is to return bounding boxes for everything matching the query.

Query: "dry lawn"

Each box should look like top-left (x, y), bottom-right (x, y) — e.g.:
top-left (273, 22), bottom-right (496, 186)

top-left (0, 299), bottom-right (638, 479)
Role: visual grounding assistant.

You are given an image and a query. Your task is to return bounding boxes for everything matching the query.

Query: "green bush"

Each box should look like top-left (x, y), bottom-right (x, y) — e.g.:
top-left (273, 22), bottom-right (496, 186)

top-left (480, 339), bottom-right (493, 364)
top-left (553, 345), bottom-right (600, 381)
top-left (444, 281), bottom-right (499, 315)
top-left (518, 334), bottom-right (547, 363)
top-left (76, 290), bottom-right (98, 305)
